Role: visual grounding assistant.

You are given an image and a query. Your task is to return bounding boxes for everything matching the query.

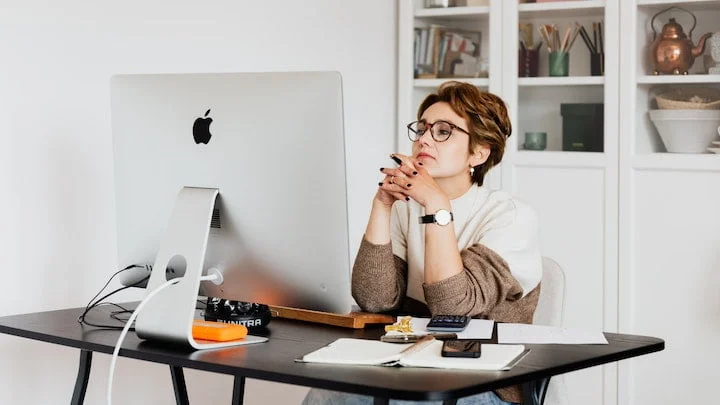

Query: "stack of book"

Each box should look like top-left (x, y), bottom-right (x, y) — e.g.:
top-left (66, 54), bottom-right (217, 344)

top-left (414, 25), bottom-right (483, 78)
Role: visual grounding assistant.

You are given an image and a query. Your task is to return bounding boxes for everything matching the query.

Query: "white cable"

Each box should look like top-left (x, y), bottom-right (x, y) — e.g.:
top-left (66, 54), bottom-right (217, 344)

top-left (107, 272), bottom-right (220, 405)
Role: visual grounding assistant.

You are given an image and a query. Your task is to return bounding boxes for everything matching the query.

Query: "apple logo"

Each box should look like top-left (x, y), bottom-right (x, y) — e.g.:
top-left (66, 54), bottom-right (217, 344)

top-left (193, 109), bottom-right (213, 144)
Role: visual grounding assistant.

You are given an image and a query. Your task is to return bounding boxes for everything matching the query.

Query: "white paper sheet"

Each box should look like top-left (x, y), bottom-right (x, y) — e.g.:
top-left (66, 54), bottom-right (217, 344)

top-left (498, 323), bottom-right (608, 344)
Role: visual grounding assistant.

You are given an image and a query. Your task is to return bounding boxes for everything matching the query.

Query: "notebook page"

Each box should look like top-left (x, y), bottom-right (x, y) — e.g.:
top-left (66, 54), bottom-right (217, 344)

top-left (301, 338), bottom-right (411, 365)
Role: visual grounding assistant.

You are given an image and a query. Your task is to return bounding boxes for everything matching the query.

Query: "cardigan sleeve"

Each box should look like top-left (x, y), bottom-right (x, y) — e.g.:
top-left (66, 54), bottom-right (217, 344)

top-left (351, 237), bottom-right (408, 313)
top-left (422, 243), bottom-right (524, 317)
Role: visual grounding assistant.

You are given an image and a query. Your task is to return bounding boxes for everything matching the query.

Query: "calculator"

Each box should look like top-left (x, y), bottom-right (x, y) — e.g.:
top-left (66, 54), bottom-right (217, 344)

top-left (426, 315), bottom-right (471, 332)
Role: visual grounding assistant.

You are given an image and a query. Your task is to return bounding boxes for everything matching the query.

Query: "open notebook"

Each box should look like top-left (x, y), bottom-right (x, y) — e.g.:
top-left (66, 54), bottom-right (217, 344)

top-left (298, 338), bottom-right (528, 371)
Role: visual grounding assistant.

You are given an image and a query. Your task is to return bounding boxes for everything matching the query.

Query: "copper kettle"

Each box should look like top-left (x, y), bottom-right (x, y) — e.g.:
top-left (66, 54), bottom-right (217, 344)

top-left (650, 6), bottom-right (711, 75)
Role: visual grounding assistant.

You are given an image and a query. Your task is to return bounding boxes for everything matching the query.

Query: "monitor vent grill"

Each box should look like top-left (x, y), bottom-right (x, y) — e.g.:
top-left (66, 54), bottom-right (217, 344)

top-left (211, 208), bottom-right (221, 229)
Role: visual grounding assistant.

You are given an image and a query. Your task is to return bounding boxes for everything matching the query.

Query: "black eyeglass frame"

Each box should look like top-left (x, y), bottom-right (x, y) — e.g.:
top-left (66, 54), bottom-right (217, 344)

top-left (406, 120), bottom-right (470, 143)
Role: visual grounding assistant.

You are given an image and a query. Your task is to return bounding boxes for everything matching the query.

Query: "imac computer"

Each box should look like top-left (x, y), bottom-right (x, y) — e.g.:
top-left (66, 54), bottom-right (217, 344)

top-left (110, 71), bottom-right (352, 348)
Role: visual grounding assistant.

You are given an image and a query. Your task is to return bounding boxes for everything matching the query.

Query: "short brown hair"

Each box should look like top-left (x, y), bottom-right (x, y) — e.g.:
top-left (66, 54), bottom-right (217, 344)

top-left (417, 81), bottom-right (512, 186)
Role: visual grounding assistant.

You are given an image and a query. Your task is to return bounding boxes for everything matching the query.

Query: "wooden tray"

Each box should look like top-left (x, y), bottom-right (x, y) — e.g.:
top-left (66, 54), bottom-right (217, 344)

top-left (269, 305), bottom-right (395, 329)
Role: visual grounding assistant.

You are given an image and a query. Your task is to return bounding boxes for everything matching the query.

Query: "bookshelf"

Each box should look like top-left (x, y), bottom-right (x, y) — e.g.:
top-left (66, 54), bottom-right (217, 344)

top-left (398, 2), bottom-right (720, 404)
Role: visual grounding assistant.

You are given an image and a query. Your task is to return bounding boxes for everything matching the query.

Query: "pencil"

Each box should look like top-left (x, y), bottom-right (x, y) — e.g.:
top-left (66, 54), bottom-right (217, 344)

top-left (561, 26), bottom-right (571, 53)
top-left (566, 25), bottom-right (581, 52)
top-left (598, 21), bottom-right (604, 54)
top-left (578, 24), bottom-right (596, 53)
top-left (592, 22), bottom-right (598, 53)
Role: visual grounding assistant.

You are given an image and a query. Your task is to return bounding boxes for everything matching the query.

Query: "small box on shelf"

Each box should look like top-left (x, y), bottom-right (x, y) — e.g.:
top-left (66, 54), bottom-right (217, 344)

top-left (561, 103), bottom-right (604, 152)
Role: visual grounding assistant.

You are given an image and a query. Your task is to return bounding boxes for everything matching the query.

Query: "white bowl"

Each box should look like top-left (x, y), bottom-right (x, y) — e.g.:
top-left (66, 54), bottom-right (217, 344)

top-left (649, 109), bottom-right (720, 120)
top-left (648, 109), bottom-right (720, 153)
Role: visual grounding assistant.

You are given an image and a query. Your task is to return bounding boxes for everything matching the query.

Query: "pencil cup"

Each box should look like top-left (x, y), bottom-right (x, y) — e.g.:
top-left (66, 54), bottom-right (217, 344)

top-left (591, 53), bottom-right (604, 76)
top-left (519, 48), bottom-right (539, 77)
top-left (549, 52), bottom-right (569, 77)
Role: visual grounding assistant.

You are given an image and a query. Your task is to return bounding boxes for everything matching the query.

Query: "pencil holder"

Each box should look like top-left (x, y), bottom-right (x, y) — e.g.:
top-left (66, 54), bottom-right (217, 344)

top-left (549, 51), bottom-right (569, 77)
top-left (591, 53), bottom-right (604, 76)
top-left (519, 48), bottom-right (539, 77)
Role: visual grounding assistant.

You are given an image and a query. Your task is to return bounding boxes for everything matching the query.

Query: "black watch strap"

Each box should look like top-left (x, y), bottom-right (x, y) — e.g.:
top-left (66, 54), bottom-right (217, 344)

top-left (419, 211), bottom-right (454, 224)
top-left (419, 214), bottom-right (436, 224)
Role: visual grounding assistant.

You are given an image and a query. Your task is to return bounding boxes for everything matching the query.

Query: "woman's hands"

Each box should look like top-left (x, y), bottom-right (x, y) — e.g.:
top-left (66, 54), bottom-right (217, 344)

top-left (376, 154), bottom-right (448, 209)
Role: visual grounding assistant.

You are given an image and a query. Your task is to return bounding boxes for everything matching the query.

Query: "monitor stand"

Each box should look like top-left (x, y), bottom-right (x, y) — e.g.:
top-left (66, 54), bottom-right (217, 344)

top-left (135, 187), bottom-right (268, 349)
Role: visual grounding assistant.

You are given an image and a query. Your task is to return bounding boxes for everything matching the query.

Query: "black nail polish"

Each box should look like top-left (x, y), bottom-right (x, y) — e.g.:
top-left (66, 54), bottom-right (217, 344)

top-left (380, 167), bottom-right (384, 172)
top-left (405, 197), bottom-right (410, 201)
top-left (417, 162), bottom-right (423, 166)
top-left (391, 156), bottom-right (402, 165)
top-left (378, 182), bottom-right (383, 186)
top-left (407, 184), bottom-right (412, 187)
top-left (412, 171), bottom-right (418, 175)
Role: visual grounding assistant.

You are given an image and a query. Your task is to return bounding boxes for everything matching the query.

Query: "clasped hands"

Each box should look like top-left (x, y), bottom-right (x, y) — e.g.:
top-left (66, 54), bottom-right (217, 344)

top-left (376, 154), bottom-right (447, 209)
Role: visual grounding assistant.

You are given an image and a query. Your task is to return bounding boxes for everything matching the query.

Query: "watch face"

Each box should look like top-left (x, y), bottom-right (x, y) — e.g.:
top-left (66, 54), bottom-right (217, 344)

top-left (435, 210), bottom-right (452, 226)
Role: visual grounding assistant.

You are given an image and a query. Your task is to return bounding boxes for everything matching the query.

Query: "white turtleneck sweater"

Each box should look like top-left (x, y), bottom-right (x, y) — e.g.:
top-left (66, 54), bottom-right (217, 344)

top-left (389, 184), bottom-right (542, 303)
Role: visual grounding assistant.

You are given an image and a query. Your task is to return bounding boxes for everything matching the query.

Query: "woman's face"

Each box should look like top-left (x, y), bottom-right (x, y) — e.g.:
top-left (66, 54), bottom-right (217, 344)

top-left (412, 102), bottom-right (480, 180)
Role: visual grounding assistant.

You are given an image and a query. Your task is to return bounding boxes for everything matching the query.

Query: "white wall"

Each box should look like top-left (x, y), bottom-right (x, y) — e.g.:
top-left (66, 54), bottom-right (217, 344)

top-left (0, 1), bottom-right (397, 403)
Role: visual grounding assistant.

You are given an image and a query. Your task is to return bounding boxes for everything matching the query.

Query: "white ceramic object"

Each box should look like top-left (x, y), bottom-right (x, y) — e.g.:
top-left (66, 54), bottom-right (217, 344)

top-left (648, 109), bottom-right (720, 153)
top-left (708, 147), bottom-right (720, 154)
top-left (711, 32), bottom-right (720, 63)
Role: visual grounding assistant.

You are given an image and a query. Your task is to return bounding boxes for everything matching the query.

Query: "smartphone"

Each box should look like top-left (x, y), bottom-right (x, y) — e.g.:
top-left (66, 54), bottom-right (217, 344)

top-left (441, 339), bottom-right (483, 358)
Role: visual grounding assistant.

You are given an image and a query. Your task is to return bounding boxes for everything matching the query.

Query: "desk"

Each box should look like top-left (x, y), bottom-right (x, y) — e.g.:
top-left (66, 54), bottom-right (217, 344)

top-left (0, 305), bottom-right (663, 405)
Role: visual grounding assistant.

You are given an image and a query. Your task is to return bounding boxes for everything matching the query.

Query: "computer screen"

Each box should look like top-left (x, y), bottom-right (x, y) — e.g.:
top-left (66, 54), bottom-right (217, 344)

top-left (110, 71), bottom-right (352, 314)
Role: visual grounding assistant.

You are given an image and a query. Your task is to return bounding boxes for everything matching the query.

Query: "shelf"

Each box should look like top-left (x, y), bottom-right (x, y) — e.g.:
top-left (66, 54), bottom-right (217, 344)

top-left (637, 75), bottom-right (720, 85)
top-left (637, 0), bottom-right (720, 7)
top-left (519, 76), bottom-right (604, 86)
top-left (414, 6), bottom-right (490, 19)
top-left (632, 154), bottom-right (720, 171)
top-left (513, 151), bottom-right (606, 168)
top-left (519, 0), bottom-right (605, 18)
top-left (414, 78), bottom-right (489, 88)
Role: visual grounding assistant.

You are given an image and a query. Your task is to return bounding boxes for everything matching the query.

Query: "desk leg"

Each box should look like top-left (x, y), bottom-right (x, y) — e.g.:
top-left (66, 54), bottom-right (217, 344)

top-left (70, 350), bottom-right (92, 405)
top-left (231, 376), bottom-right (246, 405)
top-left (169, 366), bottom-right (189, 405)
top-left (522, 377), bottom-right (550, 405)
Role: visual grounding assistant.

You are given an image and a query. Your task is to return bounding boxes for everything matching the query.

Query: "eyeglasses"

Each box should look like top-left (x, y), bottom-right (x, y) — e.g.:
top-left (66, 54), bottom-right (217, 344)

top-left (407, 120), bottom-right (470, 143)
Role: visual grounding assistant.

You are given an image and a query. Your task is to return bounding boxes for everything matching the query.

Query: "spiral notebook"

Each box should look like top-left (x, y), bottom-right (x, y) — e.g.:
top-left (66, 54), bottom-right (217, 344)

top-left (297, 337), bottom-right (528, 371)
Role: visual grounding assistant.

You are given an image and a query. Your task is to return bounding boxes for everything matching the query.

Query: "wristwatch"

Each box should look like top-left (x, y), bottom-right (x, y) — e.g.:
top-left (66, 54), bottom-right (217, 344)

top-left (419, 209), bottom-right (454, 226)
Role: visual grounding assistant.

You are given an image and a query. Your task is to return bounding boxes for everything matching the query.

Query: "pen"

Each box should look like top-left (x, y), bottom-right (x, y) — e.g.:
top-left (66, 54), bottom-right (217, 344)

top-left (381, 333), bottom-right (457, 343)
top-left (399, 335), bottom-right (436, 356)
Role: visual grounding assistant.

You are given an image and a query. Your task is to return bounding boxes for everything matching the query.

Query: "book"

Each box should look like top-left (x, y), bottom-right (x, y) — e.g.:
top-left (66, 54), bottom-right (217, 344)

top-left (298, 337), bottom-right (528, 371)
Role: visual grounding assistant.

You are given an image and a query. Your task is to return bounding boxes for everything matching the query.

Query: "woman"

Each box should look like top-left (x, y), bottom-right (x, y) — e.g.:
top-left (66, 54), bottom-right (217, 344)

top-left (304, 81), bottom-right (542, 405)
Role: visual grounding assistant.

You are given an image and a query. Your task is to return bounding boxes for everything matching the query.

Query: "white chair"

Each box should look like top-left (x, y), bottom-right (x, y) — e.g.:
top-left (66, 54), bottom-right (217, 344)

top-left (531, 257), bottom-right (569, 405)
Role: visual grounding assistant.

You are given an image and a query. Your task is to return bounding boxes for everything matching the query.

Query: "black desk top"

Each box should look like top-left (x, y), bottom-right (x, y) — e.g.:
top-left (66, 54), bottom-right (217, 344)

top-left (0, 306), bottom-right (664, 402)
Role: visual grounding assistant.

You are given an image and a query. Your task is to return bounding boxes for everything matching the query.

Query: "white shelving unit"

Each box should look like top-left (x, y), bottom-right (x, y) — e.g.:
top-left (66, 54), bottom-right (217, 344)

top-left (618, 1), bottom-right (720, 405)
top-left (398, 1), bottom-right (720, 404)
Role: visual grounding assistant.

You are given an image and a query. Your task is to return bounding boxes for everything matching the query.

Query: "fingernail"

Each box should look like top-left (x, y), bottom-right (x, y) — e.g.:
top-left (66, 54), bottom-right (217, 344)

top-left (412, 171), bottom-right (418, 175)
top-left (391, 155), bottom-right (402, 165)
top-left (379, 167), bottom-right (384, 172)
top-left (417, 162), bottom-right (423, 166)
top-left (405, 197), bottom-right (410, 201)
top-left (406, 184), bottom-right (412, 187)
top-left (378, 182), bottom-right (383, 186)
